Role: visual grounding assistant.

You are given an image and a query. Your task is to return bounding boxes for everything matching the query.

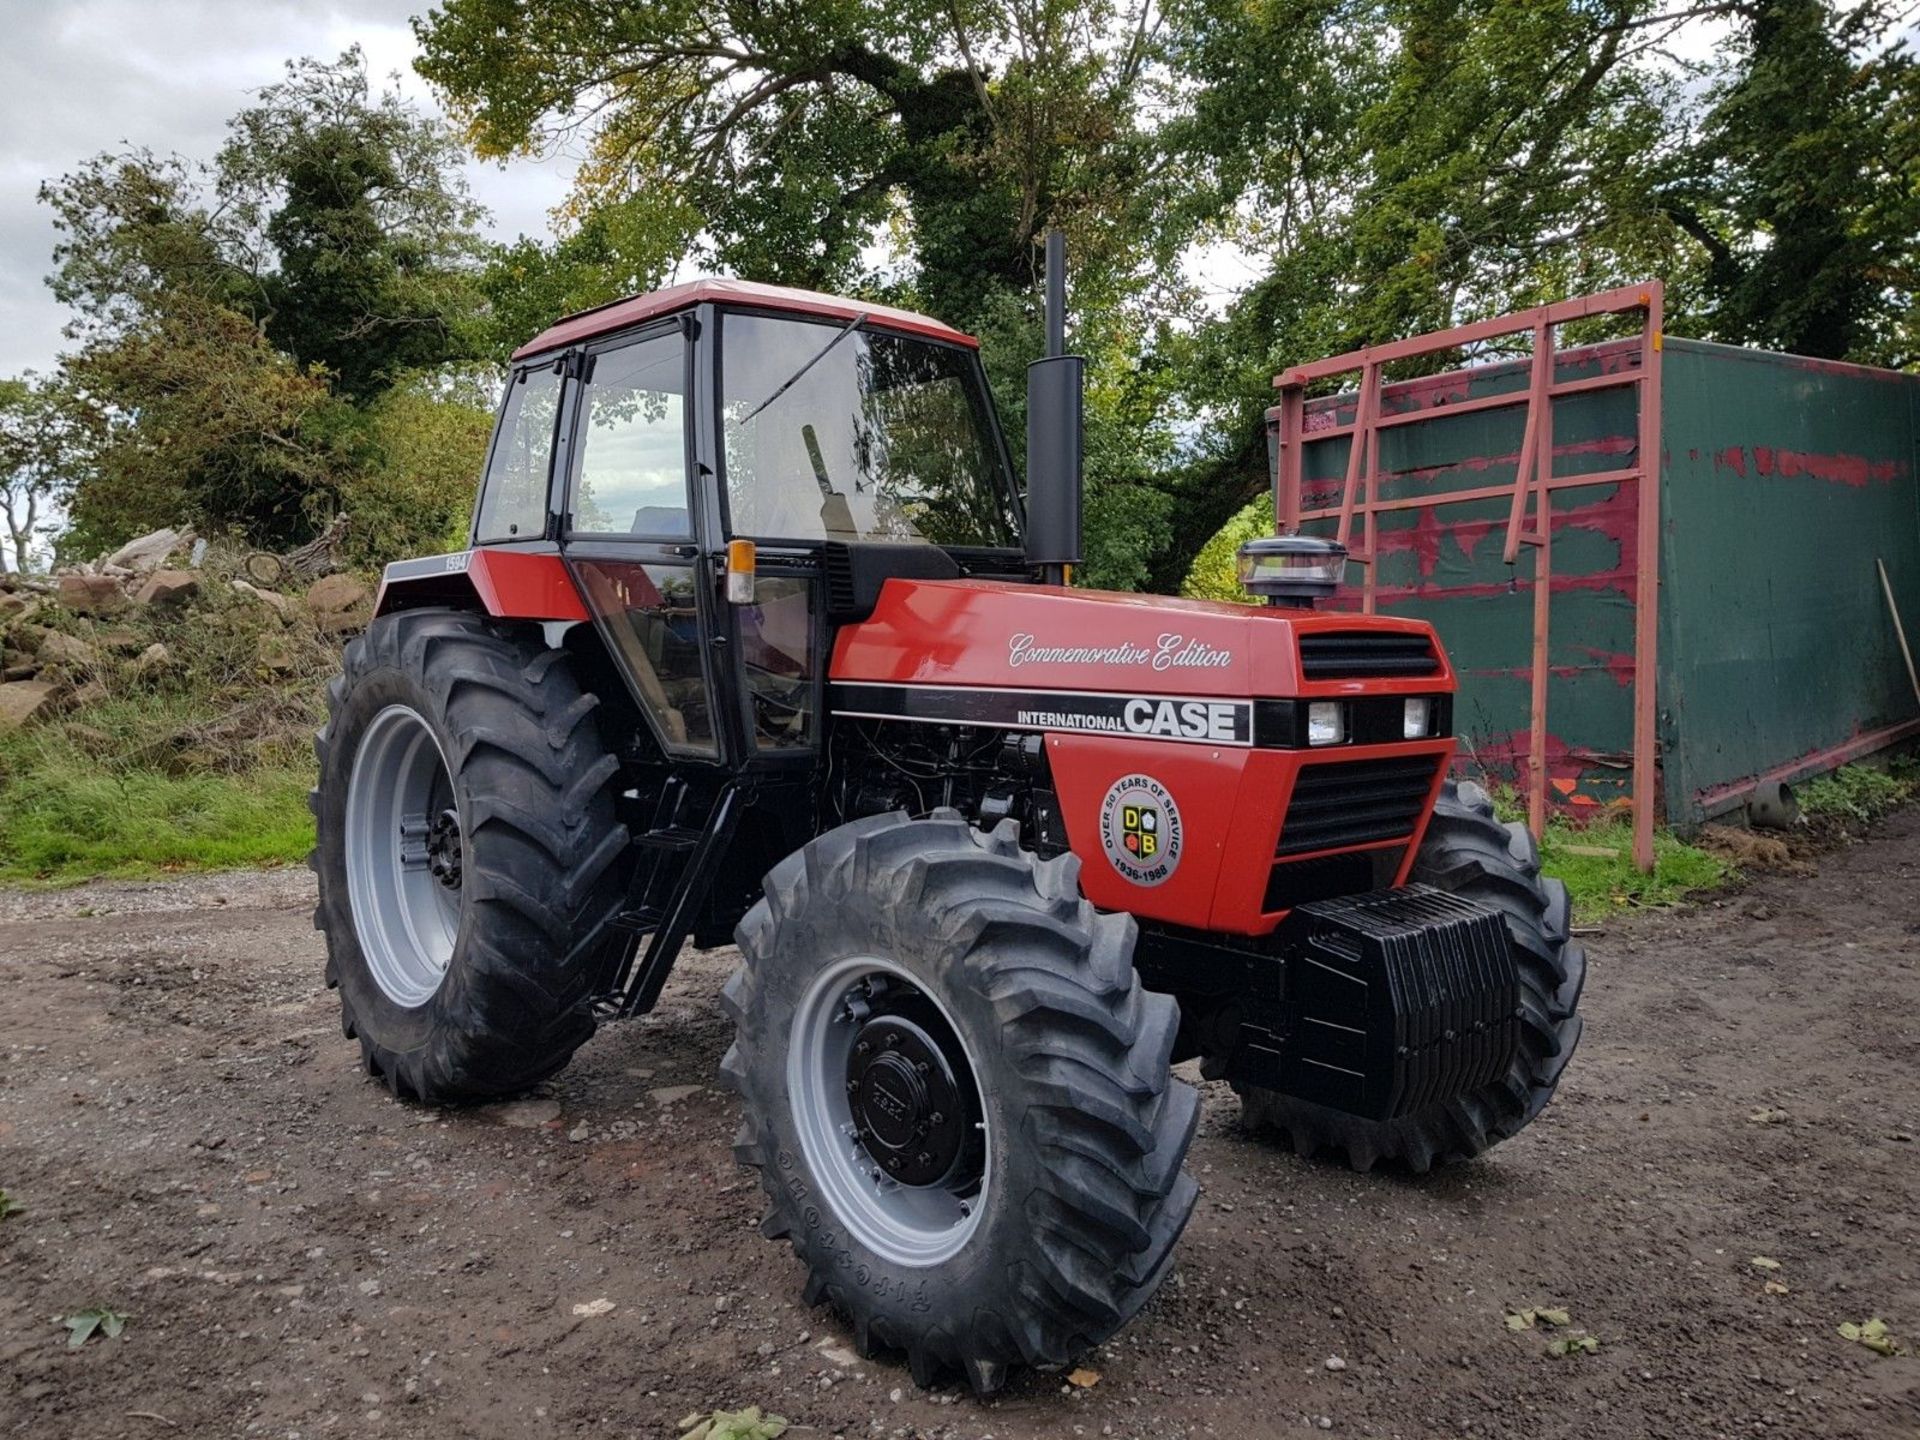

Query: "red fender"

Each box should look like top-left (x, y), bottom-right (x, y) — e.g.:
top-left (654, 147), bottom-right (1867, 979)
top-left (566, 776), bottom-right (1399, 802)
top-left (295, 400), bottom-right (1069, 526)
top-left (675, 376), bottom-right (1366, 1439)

top-left (373, 549), bottom-right (589, 623)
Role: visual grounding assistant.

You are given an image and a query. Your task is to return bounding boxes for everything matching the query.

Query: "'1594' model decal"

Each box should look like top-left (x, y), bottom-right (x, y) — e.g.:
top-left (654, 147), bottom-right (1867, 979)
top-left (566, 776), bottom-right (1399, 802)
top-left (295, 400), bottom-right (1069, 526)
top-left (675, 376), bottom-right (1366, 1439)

top-left (830, 681), bottom-right (1253, 747)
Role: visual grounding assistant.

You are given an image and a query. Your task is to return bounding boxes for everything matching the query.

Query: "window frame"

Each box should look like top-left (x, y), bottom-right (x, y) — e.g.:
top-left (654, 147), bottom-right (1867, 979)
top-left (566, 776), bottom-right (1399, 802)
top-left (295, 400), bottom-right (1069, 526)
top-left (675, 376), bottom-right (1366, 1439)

top-left (559, 318), bottom-right (696, 545)
top-left (710, 305), bottom-right (1027, 552)
top-left (470, 358), bottom-right (569, 547)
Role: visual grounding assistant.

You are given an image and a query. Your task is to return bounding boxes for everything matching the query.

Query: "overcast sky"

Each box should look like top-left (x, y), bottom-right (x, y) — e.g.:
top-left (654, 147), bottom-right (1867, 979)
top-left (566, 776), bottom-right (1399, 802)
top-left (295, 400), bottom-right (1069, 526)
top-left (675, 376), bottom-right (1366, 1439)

top-left (0, 0), bottom-right (576, 379)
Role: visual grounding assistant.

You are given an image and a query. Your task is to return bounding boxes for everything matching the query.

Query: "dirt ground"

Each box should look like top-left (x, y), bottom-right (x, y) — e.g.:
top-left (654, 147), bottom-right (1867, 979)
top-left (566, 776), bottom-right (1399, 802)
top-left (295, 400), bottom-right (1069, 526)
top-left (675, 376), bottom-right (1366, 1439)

top-left (2, 814), bottom-right (1918, 1440)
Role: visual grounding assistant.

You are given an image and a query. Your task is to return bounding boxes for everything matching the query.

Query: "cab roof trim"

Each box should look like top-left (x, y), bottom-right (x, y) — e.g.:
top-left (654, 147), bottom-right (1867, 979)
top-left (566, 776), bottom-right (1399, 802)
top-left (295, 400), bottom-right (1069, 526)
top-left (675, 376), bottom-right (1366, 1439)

top-left (509, 278), bottom-right (979, 361)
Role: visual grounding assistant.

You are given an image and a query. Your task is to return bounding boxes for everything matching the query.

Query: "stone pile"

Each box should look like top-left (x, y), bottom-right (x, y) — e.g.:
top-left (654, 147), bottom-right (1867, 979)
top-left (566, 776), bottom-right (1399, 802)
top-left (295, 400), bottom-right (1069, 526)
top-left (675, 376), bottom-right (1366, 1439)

top-left (0, 527), bottom-right (371, 734)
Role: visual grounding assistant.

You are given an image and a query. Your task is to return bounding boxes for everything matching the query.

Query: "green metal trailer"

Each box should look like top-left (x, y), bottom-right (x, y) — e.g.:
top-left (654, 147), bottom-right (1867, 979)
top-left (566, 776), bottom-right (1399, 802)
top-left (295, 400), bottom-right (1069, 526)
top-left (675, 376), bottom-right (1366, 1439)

top-left (1271, 284), bottom-right (1920, 854)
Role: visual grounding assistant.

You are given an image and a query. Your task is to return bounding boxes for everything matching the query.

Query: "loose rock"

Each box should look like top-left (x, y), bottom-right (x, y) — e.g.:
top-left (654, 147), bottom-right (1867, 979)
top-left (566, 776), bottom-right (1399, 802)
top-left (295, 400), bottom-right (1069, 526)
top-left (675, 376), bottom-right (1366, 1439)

top-left (134, 570), bottom-right (201, 610)
top-left (56, 573), bottom-right (127, 617)
top-left (0, 679), bottom-right (62, 732)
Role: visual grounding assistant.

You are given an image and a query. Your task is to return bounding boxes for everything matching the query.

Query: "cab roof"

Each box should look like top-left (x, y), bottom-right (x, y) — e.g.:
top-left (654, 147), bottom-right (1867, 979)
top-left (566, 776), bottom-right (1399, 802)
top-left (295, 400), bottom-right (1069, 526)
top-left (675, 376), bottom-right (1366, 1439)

top-left (509, 278), bottom-right (978, 362)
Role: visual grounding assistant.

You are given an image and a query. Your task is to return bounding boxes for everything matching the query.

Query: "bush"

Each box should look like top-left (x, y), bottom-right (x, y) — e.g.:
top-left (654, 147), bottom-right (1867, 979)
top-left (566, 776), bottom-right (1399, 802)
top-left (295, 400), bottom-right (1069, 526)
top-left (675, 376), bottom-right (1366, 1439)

top-left (1182, 493), bottom-right (1271, 604)
top-left (337, 375), bottom-right (493, 570)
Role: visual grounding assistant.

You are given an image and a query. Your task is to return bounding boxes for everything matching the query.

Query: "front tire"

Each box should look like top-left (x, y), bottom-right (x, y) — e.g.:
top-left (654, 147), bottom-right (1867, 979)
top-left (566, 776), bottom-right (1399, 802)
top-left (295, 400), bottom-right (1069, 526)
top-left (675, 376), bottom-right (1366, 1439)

top-left (312, 608), bottom-right (630, 1103)
top-left (1238, 779), bottom-right (1586, 1171)
top-left (720, 812), bottom-right (1200, 1394)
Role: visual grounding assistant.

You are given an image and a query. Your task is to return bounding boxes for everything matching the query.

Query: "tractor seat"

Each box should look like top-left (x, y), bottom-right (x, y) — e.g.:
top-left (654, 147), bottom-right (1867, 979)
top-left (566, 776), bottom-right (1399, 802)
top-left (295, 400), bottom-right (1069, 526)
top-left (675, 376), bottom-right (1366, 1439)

top-left (631, 505), bottom-right (691, 538)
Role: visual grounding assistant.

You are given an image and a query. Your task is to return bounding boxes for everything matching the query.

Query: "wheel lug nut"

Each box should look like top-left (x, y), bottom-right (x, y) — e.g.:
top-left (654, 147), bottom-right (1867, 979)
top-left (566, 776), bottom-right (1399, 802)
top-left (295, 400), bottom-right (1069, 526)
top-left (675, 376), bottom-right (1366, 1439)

top-left (915, 1151), bottom-right (932, 1166)
top-left (885, 1032), bottom-right (901, 1048)
top-left (915, 1061), bottom-right (930, 1074)
top-left (855, 1040), bottom-right (870, 1055)
top-left (846, 1078), bottom-right (860, 1093)
top-left (887, 1156), bottom-right (902, 1170)
top-left (929, 1112), bottom-right (944, 1125)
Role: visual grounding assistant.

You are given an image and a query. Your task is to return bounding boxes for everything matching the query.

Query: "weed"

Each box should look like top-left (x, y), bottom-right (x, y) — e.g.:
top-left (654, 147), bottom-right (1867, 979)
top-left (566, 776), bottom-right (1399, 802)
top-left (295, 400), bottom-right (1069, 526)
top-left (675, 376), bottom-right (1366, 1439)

top-left (1798, 765), bottom-right (1913, 825)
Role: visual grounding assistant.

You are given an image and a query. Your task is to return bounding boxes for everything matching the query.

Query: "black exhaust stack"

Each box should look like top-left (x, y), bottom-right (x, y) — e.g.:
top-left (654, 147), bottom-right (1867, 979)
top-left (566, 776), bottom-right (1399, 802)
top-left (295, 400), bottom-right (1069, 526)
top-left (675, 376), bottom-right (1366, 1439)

top-left (1025, 229), bottom-right (1083, 585)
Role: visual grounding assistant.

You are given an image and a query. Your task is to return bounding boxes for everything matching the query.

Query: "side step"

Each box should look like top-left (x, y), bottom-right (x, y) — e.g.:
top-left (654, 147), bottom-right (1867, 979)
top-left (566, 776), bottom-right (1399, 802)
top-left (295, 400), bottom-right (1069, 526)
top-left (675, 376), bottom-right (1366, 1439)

top-left (589, 780), bottom-right (747, 1021)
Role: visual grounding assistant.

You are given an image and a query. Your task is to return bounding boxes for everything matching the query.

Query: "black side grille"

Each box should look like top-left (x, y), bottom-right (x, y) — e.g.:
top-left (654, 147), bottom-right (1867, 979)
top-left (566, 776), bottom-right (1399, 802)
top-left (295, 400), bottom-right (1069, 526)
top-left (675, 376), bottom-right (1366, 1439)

top-left (1300, 631), bottom-right (1438, 679)
top-left (1277, 756), bottom-right (1440, 856)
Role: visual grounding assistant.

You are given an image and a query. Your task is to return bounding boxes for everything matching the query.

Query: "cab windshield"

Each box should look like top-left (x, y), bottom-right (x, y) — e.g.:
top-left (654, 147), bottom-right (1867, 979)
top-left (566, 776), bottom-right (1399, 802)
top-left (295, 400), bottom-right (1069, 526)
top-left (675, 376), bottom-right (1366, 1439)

top-left (718, 311), bottom-right (1021, 548)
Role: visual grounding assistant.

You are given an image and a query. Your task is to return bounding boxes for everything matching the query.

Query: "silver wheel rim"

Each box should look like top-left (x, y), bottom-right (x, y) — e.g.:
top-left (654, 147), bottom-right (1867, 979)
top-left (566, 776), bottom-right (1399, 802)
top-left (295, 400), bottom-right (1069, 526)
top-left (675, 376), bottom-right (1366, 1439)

top-left (788, 956), bottom-right (990, 1268)
top-left (345, 704), bottom-right (463, 1008)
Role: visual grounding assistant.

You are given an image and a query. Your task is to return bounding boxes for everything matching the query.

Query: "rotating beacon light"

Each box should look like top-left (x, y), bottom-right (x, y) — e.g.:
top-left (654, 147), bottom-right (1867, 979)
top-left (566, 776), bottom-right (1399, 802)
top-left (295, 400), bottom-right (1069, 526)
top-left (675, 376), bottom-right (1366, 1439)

top-left (1235, 534), bottom-right (1348, 608)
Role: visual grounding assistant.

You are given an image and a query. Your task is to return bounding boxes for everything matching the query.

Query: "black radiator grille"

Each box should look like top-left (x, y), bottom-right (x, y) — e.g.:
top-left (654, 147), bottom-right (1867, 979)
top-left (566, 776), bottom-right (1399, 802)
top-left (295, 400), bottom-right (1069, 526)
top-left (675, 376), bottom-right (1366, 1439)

top-left (1263, 846), bottom-right (1406, 913)
top-left (1276, 755), bottom-right (1440, 856)
top-left (1299, 631), bottom-right (1439, 679)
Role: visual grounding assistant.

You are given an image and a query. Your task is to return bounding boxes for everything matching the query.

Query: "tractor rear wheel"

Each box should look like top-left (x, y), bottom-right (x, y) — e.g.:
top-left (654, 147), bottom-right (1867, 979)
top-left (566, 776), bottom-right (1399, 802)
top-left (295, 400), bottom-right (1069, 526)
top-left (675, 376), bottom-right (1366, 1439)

top-left (1238, 779), bottom-right (1586, 1171)
top-left (312, 608), bottom-right (630, 1103)
top-left (720, 811), bottom-right (1200, 1394)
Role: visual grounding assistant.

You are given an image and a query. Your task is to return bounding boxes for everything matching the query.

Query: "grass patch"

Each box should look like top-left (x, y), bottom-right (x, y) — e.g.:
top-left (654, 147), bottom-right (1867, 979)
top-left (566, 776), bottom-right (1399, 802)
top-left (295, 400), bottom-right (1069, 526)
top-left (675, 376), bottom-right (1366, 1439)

top-left (0, 670), bottom-right (322, 886)
top-left (1486, 787), bottom-right (1733, 919)
top-left (1797, 764), bottom-right (1914, 825)
top-left (0, 763), bottom-right (315, 884)
top-left (1537, 818), bottom-right (1732, 918)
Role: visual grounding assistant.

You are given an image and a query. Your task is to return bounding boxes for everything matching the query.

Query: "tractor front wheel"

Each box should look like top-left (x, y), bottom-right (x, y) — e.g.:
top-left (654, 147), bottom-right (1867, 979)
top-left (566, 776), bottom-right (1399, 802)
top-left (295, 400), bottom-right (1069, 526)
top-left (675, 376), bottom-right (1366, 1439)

top-left (312, 608), bottom-right (631, 1103)
top-left (1238, 779), bottom-right (1586, 1171)
top-left (720, 812), bottom-right (1200, 1394)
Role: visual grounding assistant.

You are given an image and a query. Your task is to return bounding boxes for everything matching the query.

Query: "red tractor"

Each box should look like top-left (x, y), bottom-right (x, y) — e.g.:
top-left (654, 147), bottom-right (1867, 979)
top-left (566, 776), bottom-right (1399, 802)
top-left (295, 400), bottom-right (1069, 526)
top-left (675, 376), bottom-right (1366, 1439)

top-left (313, 241), bottom-right (1584, 1394)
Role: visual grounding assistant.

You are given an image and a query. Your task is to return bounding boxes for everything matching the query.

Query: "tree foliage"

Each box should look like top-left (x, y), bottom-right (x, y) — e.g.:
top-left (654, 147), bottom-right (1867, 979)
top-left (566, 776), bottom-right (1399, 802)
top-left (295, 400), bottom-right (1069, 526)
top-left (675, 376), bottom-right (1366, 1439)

top-left (35, 49), bottom-right (493, 557)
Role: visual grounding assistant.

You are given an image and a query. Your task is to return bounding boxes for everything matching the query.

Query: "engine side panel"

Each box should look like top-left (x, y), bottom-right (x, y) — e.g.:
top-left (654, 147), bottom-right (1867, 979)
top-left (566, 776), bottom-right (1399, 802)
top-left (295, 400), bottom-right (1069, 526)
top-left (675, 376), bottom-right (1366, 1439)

top-left (830, 576), bottom-right (1458, 936)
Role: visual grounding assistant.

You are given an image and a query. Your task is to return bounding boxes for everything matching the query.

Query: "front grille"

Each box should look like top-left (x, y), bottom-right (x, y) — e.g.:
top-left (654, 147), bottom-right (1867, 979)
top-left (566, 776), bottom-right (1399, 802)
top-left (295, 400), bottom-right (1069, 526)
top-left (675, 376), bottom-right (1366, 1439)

top-left (1262, 846), bottom-right (1405, 912)
top-left (1276, 755), bottom-right (1440, 856)
top-left (1300, 631), bottom-right (1438, 679)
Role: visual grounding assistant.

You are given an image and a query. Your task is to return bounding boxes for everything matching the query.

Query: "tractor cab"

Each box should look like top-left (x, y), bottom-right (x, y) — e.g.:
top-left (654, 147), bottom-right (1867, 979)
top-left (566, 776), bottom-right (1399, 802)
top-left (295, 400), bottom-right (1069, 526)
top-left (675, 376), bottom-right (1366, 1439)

top-left (475, 280), bottom-right (1028, 768)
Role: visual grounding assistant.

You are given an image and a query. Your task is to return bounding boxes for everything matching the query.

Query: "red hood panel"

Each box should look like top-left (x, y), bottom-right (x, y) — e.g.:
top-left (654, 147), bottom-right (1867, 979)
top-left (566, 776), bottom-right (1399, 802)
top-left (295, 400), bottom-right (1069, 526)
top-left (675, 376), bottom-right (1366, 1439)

top-left (830, 578), bottom-right (1446, 698)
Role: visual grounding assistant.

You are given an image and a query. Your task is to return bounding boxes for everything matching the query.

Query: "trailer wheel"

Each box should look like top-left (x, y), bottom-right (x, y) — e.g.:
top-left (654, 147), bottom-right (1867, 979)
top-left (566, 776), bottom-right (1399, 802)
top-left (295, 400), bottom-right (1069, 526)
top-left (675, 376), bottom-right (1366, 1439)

top-left (720, 811), bottom-right (1200, 1395)
top-left (1238, 779), bottom-right (1585, 1172)
top-left (312, 608), bottom-right (630, 1103)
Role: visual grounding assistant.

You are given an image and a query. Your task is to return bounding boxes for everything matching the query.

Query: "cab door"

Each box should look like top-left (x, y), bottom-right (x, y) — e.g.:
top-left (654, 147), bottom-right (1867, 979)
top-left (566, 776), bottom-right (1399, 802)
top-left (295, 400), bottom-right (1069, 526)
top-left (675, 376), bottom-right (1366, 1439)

top-left (559, 319), bottom-right (725, 761)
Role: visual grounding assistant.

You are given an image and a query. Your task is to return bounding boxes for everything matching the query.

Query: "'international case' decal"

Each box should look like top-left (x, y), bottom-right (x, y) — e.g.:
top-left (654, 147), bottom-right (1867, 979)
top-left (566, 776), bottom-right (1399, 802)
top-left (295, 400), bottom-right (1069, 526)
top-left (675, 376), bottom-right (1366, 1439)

top-left (830, 682), bottom-right (1253, 747)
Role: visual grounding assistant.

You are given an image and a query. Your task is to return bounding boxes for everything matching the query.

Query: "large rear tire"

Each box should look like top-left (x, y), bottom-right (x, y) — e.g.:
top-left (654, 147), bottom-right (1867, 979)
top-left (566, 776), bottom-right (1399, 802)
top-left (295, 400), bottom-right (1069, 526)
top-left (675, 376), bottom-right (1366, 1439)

top-left (1238, 779), bottom-right (1586, 1171)
top-left (720, 811), bottom-right (1200, 1394)
top-left (312, 608), bottom-right (630, 1102)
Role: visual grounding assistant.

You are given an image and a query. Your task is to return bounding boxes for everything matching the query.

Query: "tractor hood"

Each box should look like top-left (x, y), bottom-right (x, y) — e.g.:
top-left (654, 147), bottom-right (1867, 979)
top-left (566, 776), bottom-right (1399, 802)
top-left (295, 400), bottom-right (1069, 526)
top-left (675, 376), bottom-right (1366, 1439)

top-left (829, 577), bottom-right (1452, 701)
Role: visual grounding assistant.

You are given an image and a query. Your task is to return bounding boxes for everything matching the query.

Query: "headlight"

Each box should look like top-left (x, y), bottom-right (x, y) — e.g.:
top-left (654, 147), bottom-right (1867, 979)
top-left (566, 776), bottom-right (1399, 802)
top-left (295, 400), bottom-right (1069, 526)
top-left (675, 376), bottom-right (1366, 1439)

top-left (1403, 697), bottom-right (1432, 739)
top-left (1307, 701), bottom-right (1345, 746)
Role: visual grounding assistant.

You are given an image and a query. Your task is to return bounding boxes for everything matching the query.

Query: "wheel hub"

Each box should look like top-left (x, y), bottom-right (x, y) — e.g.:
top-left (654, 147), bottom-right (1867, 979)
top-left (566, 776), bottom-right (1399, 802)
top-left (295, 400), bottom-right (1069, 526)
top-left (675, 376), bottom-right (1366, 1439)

top-left (426, 807), bottom-right (464, 890)
top-left (847, 1013), bottom-right (966, 1186)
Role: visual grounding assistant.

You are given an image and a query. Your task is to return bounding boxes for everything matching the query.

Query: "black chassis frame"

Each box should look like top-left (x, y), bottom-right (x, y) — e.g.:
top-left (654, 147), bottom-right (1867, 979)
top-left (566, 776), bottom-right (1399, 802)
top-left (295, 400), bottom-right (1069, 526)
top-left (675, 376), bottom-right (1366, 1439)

top-left (467, 301), bottom-right (1035, 1018)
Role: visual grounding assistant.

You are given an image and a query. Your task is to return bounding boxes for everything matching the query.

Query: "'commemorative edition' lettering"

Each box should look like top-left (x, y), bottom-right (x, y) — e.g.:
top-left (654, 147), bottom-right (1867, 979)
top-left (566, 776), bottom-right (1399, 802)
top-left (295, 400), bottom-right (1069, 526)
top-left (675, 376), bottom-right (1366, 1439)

top-left (1008, 632), bottom-right (1234, 672)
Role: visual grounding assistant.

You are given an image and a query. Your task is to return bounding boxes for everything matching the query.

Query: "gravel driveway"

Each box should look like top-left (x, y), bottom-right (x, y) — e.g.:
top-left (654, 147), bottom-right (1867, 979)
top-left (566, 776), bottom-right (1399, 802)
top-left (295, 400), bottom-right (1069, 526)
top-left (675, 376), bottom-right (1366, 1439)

top-left (3, 813), bottom-right (1917, 1438)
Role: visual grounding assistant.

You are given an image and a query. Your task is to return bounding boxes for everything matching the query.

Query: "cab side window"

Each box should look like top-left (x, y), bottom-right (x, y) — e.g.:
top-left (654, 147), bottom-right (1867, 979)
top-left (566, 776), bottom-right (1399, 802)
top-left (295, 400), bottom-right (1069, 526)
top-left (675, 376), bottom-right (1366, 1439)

top-left (570, 331), bottom-right (690, 537)
top-left (474, 365), bottom-right (564, 543)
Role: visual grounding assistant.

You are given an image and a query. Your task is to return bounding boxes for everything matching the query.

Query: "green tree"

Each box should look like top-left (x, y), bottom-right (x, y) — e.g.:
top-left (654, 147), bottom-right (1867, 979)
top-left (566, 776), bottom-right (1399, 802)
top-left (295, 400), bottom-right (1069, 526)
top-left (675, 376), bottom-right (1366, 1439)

top-left (220, 50), bottom-right (490, 400)
top-left (1664, 0), bottom-right (1919, 363)
top-left (37, 49), bottom-right (493, 554)
top-left (414, 0), bottom-right (1162, 332)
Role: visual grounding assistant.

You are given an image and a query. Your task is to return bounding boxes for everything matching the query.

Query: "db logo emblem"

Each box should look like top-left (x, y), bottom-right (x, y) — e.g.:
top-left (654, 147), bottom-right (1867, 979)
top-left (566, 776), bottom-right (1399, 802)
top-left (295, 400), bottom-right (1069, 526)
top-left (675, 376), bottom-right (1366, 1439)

top-left (1100, 774), bottom-right (1182, 887)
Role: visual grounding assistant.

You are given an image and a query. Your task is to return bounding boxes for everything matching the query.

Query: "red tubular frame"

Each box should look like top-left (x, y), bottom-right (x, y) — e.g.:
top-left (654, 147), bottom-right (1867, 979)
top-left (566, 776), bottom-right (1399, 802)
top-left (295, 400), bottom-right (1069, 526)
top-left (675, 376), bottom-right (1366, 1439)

top-left (1273, 283), bottom-right (1665, 872)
